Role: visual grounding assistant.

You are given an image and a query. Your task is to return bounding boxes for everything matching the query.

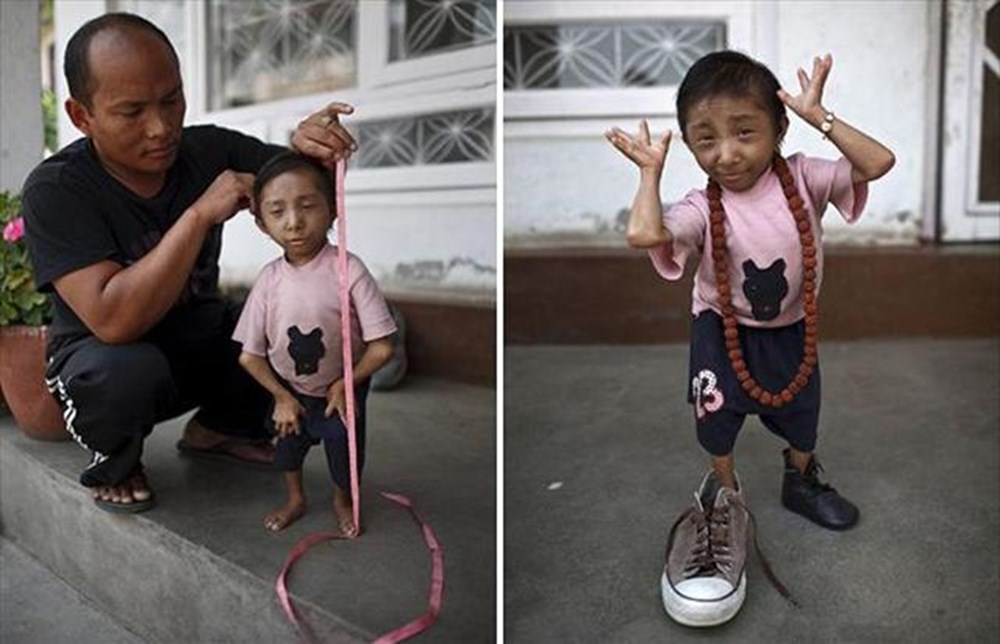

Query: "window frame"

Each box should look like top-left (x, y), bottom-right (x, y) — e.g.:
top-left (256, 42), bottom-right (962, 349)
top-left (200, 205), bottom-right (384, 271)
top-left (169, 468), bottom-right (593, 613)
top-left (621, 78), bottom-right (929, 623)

top-left (503, 0), bottom-right (753, 121)
top-left (360, 0), bottom-right (497, 90)
top-left (186, 0), bottom-right (496, 194)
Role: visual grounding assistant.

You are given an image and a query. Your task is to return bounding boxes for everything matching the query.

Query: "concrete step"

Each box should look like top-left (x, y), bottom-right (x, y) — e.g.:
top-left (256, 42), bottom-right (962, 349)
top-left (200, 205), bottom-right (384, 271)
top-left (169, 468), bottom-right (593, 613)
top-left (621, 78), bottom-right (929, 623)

top-left (1, 537), bottom-right (145, 643)
top-left (0, 377), bottom-right (495, 643)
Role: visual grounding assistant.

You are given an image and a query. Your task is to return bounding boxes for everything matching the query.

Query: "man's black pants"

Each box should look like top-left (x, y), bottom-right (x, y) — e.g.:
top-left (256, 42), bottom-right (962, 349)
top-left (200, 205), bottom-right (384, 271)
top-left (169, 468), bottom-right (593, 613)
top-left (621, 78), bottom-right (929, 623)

top-left (44, 298), bottom-right (269, 487)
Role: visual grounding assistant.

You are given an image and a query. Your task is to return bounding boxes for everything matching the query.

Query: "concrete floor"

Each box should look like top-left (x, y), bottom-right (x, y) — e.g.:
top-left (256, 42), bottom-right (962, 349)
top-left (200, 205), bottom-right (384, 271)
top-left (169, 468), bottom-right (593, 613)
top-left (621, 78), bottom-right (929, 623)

top-left (1, 377), bottom-right (495, 642)
top-left (504, 339), bottom-right (1000, 643)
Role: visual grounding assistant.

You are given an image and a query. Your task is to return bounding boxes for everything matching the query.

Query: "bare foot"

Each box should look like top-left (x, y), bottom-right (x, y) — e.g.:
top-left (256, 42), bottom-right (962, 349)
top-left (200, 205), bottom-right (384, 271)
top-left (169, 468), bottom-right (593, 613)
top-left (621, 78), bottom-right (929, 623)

top-left (92, 484), bottom-right (134, 505)
top-left (90, 467), bottom-right (152, 505)
top-left (332, 488), bottom-right (357, 537)
top-left (182, 418), bottom-right (275, 465)
top-left (264, 498), bottom-right (306, 532)
top-left (127, 468), bottom-right (152, 502)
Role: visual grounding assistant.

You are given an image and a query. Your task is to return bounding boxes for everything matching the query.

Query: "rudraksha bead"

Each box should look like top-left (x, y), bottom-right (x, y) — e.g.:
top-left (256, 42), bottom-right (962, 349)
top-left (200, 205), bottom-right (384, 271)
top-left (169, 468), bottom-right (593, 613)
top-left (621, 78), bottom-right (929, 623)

top-left (708, 155), bottom-right (820, 409)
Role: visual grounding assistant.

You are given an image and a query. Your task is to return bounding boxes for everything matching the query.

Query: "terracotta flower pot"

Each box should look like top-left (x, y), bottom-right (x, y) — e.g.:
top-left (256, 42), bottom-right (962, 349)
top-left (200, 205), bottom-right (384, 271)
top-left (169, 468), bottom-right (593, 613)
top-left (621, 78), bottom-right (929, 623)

top-left (0, 325), bottom-right (68, 441)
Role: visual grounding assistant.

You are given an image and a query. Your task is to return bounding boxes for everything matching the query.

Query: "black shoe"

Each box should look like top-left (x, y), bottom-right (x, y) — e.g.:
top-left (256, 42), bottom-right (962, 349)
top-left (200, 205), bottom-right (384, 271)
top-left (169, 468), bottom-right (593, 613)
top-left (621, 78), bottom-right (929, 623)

top-left (781, 449), bottom-right (859, 530)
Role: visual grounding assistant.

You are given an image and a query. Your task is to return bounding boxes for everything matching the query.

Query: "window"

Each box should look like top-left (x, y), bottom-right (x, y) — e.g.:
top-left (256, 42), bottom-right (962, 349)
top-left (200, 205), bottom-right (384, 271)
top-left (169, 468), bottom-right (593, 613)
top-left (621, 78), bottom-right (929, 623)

top-left (504, 22), bottom-right (725, 90)
top-left (504, 1), bottom-right (752, 122)
top-left (355, 107), bottom-right (494, 168)
top-left (195, 0), bottom-right (496, 192)
top-left (206, 0), bottom-right (357, 110)
top-left (388, 0), bottom-right (496, 61)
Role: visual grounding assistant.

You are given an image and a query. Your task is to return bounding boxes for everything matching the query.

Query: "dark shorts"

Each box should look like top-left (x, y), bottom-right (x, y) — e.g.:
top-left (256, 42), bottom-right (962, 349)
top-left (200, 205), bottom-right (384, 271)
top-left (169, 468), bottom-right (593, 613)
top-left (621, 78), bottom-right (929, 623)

top-left (688, 310), bottom-right (821, 456)
top-left (270, 383), bottom-right (369, 497)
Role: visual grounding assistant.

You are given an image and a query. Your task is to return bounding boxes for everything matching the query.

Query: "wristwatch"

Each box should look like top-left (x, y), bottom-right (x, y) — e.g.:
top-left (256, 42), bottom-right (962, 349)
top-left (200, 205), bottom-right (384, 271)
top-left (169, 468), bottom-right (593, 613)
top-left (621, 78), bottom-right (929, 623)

top-left (820, 111), bottom-right (835, 138)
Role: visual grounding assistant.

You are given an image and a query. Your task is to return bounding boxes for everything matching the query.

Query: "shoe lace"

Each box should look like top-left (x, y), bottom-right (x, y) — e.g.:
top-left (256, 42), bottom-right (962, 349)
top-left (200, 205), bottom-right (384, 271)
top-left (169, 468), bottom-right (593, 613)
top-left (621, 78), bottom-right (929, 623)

top-left (805, 459), bottom-right (836, 493)
top-left (665, 497), bottom-right (800, 607)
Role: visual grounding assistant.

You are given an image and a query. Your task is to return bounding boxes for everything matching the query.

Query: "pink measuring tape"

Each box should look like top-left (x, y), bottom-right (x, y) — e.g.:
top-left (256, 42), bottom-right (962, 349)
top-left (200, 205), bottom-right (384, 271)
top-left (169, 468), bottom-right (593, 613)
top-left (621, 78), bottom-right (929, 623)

top-left (275, 160), bottom-right (444, 642)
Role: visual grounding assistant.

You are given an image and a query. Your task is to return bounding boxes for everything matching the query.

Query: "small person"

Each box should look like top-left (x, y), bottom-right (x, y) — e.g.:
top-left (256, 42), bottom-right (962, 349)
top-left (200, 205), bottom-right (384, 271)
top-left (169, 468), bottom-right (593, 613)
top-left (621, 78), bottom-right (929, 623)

top-left (606, 51), bottom-right (894, 626)
top-left (232, 151), bottom-right (396, 536)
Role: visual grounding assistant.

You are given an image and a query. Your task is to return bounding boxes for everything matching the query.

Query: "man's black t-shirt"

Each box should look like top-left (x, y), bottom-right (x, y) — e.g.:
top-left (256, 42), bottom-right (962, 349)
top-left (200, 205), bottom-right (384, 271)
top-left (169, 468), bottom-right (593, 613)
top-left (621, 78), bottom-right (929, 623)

top-left (21, 125), bottom-right (284, 351)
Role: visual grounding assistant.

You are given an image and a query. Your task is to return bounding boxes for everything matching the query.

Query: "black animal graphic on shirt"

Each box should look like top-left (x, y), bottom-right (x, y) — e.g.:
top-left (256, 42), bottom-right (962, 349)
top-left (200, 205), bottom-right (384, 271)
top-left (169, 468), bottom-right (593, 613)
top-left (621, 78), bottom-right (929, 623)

top-left (742, 258), bottom-right (788, 322)
top-left (287, 326), bottom-right (325, 376)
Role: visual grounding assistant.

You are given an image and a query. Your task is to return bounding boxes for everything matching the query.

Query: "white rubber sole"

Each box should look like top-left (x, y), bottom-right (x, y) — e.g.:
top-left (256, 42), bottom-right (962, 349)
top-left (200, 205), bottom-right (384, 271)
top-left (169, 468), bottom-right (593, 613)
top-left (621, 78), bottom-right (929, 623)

top-left (660, 571), bottom-right (746, 627)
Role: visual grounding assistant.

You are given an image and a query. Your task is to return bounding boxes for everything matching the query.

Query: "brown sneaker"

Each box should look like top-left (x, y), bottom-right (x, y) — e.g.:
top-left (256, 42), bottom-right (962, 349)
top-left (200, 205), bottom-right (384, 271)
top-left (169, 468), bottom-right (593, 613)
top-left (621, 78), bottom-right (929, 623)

top-left (660, 471), bottom-right (749, 626)
top-left (661, 471), bottom-right (799, 626)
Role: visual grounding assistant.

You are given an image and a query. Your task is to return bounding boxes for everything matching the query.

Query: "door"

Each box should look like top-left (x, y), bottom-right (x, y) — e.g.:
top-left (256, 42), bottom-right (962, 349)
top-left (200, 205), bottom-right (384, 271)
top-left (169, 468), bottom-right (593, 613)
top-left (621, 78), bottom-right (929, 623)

top-left (941, 0), bottom-right (1000, 241)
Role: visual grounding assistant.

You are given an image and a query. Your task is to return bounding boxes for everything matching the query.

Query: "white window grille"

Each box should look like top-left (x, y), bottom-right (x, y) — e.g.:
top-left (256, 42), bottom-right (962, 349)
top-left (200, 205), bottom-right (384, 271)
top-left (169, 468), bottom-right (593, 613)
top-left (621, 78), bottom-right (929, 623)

top-left (206, 0), bottom-right (357, 111)
top-left (355, 107), bottom-right (494, 168)
top-left (504, 22), bottom-right (725, 90)
top-left (504, 0), bottom-right (752, 123)
top-left (388, 0), bottom-right (496, 61)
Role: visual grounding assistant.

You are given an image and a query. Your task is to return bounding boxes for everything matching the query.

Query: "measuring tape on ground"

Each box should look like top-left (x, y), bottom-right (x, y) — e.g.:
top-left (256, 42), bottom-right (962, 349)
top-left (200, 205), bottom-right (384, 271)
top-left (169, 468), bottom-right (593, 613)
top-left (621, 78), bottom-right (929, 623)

top-left (275, 159), bottom-right (444, 643)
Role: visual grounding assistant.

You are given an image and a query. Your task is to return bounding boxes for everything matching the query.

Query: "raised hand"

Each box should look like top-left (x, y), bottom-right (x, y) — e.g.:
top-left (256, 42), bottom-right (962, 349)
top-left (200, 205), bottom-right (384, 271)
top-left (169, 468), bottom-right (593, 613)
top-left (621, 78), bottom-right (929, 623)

top-left (777, 53), bottom-right (832, 125)
top-left (291, 102), bottom-right (357, 166)
top-left (605, 120), bottom-right (672, 173)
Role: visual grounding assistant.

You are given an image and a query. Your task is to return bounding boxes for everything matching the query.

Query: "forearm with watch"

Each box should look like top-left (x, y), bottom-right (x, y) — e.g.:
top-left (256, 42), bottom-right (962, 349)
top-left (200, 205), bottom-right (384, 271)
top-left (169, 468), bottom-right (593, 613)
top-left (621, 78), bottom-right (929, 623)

top-left (808, 107), bottom-right (895, 183)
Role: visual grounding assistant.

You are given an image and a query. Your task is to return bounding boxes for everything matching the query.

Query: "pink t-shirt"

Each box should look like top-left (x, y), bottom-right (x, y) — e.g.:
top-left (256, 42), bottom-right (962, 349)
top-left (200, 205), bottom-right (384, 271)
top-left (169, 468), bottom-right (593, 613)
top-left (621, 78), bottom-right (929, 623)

top-left (649, 153), bottom-right (868, 327)
top-left (232, 243), bottom-right (397, 397)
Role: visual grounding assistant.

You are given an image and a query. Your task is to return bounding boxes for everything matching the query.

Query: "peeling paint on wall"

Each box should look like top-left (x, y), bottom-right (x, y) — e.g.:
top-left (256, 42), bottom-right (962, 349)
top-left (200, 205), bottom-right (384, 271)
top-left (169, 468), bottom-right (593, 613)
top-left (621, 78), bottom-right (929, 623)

top-left (391, 256), bottom-right (497, 288)
top-left (576, 208), bottom-right (631, 235)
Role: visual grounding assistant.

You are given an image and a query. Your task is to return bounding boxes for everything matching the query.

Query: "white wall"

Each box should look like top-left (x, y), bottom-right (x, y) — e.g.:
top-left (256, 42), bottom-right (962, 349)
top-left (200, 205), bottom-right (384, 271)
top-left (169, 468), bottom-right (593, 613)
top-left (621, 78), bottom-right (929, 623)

top-left (504, 0), bottom-right (934, 246)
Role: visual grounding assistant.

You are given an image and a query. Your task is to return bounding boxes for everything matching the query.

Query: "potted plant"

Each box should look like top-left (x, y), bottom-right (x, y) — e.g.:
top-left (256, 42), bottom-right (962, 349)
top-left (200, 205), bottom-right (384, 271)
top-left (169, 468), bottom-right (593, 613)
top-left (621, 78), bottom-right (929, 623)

top-left (0, 190), bottom-right (67, 440)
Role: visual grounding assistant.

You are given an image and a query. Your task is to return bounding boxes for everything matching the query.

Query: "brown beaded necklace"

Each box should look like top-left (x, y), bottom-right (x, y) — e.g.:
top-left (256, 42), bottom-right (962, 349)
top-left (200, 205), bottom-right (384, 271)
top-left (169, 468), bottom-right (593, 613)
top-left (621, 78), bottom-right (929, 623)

top-left (706, 154), bottom-right (818, 409)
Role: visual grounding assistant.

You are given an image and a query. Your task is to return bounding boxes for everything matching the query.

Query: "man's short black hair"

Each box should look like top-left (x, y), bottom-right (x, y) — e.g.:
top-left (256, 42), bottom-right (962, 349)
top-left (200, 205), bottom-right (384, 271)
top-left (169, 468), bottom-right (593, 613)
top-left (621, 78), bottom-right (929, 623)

top-left (64, 12), bottom-right (179, 108)
top-left (253, 152), bottom-right (337, 216)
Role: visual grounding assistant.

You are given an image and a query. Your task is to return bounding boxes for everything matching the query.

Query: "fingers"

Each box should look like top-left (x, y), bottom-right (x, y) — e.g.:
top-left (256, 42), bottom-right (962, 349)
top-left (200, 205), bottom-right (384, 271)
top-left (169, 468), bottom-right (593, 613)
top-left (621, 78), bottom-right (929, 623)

top-left (797, 68), bottom-right (809, 92)
top-left (275, 419), bottom-right (300, 436)
top-left (639, 119), bottom-right (651, 146)
top-left (291, 122), bottom-right (355, 166)
top-left (659, 128), bottom-right (672, 150)
top-left (776, 88), bottom-right (792, 106)
top-left (321, 101), bottom-right (355, 118)
top-left (291, 103), bottom-right (358, 166)
top-left (817, 53), bottom-right (832, 84)
top-left (604, 127), bottom-right (631, 149)
top-left (604, 127), bottom-right (636, 161)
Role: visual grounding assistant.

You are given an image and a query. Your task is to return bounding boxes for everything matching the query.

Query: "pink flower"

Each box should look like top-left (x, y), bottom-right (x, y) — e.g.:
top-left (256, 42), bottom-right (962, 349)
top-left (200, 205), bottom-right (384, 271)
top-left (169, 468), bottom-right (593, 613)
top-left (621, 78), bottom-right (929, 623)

top-left (3, 216), bottom-right (24, 243)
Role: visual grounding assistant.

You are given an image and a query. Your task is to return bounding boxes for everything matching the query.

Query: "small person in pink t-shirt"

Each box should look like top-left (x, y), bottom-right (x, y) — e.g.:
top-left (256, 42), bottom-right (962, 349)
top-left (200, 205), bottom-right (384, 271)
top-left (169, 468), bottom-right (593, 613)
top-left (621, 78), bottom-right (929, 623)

top-left (232, 152), bottom-right (396, 536)
top-left (607, 51), bottom-right (894, 626)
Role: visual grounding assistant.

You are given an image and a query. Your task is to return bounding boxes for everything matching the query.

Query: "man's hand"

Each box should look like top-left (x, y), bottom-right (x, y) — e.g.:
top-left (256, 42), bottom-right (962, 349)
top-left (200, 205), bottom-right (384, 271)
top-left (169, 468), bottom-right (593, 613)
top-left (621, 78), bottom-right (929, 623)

top-left (605, 120), bottom-right (672, 175)
top-left (272, 392), bottom-right (304, 437)
top-left (190, 170), bottom-right (255, 227)
top-left (325, 378), bottom-right (347, 424)
top-left (291, 102), bottom-right (357, 166)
